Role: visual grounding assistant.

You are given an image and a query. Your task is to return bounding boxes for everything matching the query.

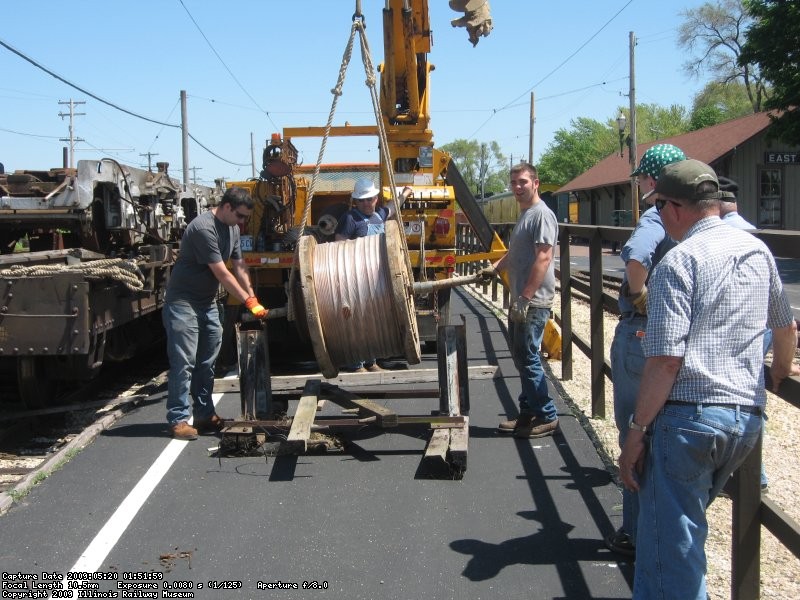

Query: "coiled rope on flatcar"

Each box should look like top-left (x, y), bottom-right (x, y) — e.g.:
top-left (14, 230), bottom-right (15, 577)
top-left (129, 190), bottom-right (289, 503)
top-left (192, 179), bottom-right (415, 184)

top-left (0, 258), bottom-right (145, 291)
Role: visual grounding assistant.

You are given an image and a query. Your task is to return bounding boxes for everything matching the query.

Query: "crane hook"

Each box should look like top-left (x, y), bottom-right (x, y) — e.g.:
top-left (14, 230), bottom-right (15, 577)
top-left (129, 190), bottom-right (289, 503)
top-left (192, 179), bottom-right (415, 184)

top-left (353, 0), bottom-right (365, 25)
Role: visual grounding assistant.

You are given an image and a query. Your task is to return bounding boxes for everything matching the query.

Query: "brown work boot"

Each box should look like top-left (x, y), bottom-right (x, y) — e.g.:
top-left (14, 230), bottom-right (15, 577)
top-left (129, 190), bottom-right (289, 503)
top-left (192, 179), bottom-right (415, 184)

top-left (171, 421), bottom-right (198, 441)
top-left (194, 413), bottom-right (226, 434)
top-left (514, 416), bottom-right (559, 439)
top-left (366, 364), bottom-right (384, 372)
top-left (498, 413), bottom-right (533, 433)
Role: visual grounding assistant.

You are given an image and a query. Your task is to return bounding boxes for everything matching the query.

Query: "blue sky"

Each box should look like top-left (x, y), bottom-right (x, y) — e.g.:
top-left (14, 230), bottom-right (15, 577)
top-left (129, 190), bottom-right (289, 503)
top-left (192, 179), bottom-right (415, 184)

top-left (1, 0), bottom-right (713, 186)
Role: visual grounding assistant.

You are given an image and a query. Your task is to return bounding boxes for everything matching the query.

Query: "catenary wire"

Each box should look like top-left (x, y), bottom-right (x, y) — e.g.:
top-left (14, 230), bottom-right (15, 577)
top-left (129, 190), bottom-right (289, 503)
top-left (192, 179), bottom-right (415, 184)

top-left (466, 0), bottom-right (637, 139)
top-left (177, 0), bottom-right (281, 134)
top-left (0, 37), bottom-right (249, 167)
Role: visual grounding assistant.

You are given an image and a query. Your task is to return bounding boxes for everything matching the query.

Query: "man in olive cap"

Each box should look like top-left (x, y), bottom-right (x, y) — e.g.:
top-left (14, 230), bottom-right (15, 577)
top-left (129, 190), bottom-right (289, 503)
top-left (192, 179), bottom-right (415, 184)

top-left (619, 159), bottom-right (797, 599)
top-left (606, 143), bottom-right (686, 557)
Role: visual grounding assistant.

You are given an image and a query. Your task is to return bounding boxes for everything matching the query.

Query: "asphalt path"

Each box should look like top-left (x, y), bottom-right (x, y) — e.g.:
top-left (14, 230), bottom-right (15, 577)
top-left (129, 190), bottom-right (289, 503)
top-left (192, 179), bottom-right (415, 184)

top-left (0, 289), bottom-right (632, 599)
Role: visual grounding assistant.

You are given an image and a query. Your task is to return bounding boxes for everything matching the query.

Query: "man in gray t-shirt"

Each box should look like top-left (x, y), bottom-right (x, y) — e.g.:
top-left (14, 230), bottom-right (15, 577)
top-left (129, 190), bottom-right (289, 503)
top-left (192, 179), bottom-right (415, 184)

top-left (491, 163), bottom-right (560, 439)
top-left (163, 186), bottom-right (268, 441)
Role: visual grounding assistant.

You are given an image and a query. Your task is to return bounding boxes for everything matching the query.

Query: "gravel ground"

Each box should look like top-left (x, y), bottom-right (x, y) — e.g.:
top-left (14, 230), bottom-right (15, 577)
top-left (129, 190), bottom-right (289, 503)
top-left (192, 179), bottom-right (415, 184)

top-left (466, 283), bottom-right (800, 599)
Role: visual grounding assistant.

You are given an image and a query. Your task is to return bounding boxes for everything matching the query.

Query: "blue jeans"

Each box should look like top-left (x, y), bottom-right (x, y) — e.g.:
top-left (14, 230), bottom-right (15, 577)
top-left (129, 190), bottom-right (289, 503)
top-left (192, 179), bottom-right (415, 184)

top-left (634, 403), bottom-right (762, 600)
top-left (610, 314), bottom-right (647, 541)
top-left (507, 307), bottom-right (557, 422)
top-left (163, 300), bottom-right (223, 425)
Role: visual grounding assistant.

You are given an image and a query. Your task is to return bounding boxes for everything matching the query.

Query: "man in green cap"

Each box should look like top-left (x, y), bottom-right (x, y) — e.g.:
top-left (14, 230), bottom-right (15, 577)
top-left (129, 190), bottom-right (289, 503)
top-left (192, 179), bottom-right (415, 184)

top-left (606, 143), bottom-right (686, 557)
top-left (619, 158), bottom-right (797, 599)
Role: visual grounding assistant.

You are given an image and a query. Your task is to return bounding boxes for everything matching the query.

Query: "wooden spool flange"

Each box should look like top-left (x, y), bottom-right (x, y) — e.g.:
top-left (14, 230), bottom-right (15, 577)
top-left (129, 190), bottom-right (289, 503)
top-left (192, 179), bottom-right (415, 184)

top-left (296, 220), bottom-right (420, 378)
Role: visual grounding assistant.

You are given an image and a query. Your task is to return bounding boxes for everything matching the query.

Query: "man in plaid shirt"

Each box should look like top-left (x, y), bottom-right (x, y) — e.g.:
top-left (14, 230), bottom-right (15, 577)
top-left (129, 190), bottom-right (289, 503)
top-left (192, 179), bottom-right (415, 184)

top-left (618, 159), bottom-right (797, 600)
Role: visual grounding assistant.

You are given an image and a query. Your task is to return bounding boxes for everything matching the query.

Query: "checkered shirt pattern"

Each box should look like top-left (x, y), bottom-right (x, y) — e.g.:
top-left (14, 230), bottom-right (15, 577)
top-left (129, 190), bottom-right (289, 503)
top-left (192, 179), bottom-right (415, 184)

top-left (643, 217), bottom-right (794, 407)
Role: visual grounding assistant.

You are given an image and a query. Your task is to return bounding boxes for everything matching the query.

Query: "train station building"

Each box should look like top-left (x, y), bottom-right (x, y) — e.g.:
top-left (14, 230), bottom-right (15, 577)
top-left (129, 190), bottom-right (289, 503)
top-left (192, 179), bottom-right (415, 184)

top-left (557, 111), bottom-right (800, 231)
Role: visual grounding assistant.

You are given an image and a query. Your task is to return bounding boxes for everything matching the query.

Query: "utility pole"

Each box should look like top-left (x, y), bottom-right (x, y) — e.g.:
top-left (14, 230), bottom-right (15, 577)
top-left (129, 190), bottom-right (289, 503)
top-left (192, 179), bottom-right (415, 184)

top-left (180, 90), bottom-right (189, 186)
top-left (250, 132), bottom-right (257, 178)
top-left (529, 91), bottom-right (535, 165)
top-left (140, 152), bottom-right (159, 172)
top-left (58, 99), bottom-right (85, 169)
top-left (479, 142), bottom-right (488, 200)
top-left (189, 166), bottom-right (203, 184)
top-left (629, 31), bottom-right (638, 224)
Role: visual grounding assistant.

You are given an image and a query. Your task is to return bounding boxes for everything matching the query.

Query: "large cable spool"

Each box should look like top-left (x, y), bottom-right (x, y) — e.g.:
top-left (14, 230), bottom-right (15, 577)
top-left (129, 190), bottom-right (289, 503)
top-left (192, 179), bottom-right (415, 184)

top-left (295, 220), bottom-right (421, 378)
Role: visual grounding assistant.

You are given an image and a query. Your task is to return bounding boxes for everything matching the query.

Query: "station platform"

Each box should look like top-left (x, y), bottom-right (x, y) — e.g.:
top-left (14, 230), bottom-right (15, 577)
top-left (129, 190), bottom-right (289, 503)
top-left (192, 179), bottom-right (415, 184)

top-left (0, 289), bottom-right (633, 599)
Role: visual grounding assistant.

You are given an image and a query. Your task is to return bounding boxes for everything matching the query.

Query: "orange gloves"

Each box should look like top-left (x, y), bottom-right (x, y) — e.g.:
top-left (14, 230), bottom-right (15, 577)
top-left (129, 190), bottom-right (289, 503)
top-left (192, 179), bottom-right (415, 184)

top-left (244, 296), bottom-right (268, 319)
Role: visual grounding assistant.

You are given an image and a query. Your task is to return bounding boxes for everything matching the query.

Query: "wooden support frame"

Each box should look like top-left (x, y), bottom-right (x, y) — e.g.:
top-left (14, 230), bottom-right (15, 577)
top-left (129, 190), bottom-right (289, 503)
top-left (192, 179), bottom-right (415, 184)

top-left (218, 322), bottom-right (481, 479)
top-left (422, 319), bottom-right (469, 476)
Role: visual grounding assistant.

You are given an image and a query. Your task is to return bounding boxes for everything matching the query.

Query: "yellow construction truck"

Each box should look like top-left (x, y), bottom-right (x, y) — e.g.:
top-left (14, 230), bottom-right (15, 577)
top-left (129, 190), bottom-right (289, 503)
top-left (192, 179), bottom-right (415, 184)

top-left (222, 0), bottom-right (506, 362)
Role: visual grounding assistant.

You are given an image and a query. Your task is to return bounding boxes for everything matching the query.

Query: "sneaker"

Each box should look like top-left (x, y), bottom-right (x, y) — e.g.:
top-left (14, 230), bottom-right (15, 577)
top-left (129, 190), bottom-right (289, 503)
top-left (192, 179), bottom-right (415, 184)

top-left (366, 364), bottom-right (384, 372)
top-left (605, 528), bottom-right (636, 557)
top-left (194, 413), bottom-right (226, 433)
top-left (498, 413), bottom-right (533, 433)
top-left (171, 421), bottom-right (198, 441)
top-left (513, 416), bottom-right (559, 438)
top-left (352, 367), bottom-right (369, 373)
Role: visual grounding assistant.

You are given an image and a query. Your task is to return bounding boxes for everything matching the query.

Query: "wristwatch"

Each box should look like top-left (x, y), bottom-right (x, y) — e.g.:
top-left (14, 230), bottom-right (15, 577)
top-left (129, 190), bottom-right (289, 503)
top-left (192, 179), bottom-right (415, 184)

top-left (628, 414), bottom-right (647, 433)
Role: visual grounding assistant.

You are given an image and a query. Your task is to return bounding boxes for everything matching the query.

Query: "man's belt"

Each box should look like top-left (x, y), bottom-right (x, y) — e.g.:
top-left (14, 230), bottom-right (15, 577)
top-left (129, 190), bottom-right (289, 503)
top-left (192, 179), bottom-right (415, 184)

top-left (665, 401), bottom-right (763, 415)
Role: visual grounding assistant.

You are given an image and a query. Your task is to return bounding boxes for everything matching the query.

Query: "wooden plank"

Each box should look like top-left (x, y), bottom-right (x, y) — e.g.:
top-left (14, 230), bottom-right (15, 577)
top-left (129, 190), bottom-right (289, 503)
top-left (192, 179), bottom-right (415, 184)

top-left (317, 384), bottom-right (398, 427)
top-left (448, 416), bottom-right (469, 472)
top-left (286, 380), bottom-right (321, 452)
top-left (327, 388), bottom-right (439, 399)
top-left (348, 399), bottom-right (398, 427)
top-left (424, 428), bottom-right (450, 463)
top-left (214, 365), bottom-right (500, 394)
top-left (437, 325), bottom-right (460, 417)
top-left (456, 318), bottom-right (470, 416)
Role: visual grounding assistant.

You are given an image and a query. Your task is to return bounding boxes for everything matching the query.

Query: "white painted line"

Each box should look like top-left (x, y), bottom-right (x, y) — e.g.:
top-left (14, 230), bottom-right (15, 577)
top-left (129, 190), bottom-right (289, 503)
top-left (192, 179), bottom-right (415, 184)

top-left (67, 392), bottom-right (224, 574)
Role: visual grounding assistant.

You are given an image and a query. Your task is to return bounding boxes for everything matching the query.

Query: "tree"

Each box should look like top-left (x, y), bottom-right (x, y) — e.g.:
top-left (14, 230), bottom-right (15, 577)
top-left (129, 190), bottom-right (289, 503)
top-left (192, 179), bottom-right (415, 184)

top-left (536, 105), bottom-right (691, 186)
top-left (439, 138), bottom-right (507, 196)
top-left (689, 80), bottom-right (754, 129)
top-left (739, 0), bottom-right (800, 144)
top-left (536, 117), bottom-right (615, 186)
top-left (678, 0), bottom-right (769, 112)
top-left (632, 103), bottom-right (691, 141)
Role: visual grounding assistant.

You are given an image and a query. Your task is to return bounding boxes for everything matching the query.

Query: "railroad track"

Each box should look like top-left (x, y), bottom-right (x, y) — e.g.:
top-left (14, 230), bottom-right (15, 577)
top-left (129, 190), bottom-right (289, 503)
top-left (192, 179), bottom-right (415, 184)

top-left (560, 269), bottom-right (622, 308)
top-left (0, 349), bottom-right (170, 507)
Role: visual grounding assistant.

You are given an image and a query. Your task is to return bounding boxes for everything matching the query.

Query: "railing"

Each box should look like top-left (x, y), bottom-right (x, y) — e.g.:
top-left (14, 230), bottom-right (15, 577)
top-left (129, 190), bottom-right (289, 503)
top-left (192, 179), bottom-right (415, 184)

top-left (456, 221), bottom-right (800, 600)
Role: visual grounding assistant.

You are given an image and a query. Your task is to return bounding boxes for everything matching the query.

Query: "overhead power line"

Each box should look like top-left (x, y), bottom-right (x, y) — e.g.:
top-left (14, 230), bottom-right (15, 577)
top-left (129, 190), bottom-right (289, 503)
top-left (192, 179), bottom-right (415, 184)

top-left (177, 0), bottom-right (281, 133)
top-left (500, 0), bottom-right (636, 111)
top-left (467, 0), bottom-right (636, 139)
top-left (0, 126), bottom-right (61, 139)
top-left (0, 37), bottom-right (249, 167)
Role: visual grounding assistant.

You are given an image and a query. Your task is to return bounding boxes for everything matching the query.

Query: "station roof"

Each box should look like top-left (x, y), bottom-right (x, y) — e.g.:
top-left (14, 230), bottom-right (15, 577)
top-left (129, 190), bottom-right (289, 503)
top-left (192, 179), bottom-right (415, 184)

top-left (557, 112), bottom-right (774, 195)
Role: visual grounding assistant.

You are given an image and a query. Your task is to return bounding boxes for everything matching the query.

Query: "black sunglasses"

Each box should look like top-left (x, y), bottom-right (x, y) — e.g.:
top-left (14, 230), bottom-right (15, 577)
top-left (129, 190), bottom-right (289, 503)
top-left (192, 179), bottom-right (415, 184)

top-left (655, 197), bottom-right (683, 213)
